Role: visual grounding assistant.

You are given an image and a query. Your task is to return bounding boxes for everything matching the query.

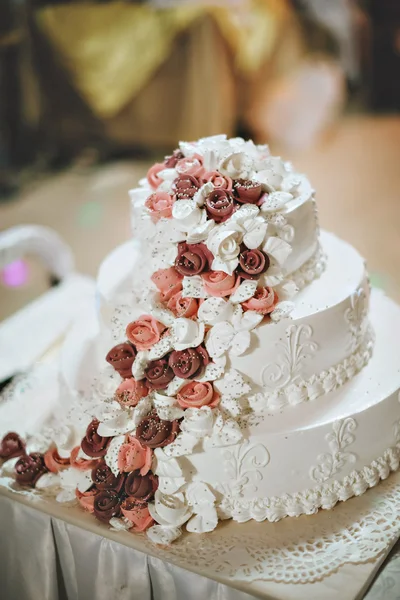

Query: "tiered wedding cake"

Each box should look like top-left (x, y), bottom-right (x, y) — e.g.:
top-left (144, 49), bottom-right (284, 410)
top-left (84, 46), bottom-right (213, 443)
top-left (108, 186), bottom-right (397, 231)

top-left (2, 135), bottom-right (400, 545)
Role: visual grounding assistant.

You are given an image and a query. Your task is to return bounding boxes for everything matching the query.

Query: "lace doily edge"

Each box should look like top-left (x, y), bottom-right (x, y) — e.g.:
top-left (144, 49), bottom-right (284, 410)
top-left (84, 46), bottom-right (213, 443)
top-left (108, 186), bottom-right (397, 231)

top-left (218, 444), bottom-right (400, 523)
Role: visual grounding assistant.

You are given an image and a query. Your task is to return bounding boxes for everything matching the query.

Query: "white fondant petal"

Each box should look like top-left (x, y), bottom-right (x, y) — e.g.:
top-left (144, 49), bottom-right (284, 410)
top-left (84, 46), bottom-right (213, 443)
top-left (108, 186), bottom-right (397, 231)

top-left (205, 322), bottom-right (234, 358)
top-left (148, 337), bottom-right (174, 360)
top-left (186, 506), bottom-right (218, 534)
top-left (238, 310), bottom-right (264, 331)
top-left (147, 525), bottom-right (182, 545)
top-left (186, 482), bottom-right (216, 510)
top-left (166, 377), bottom-right (188, 396)
top-left (182, 276), bottom-right (208, 299)
top-left (158, 477), bottom-right (186, 495)
top-left (198, 297), bottom-right (233, 325)
top-left (153, 393), bottom-right (185, 421)
top-left (162, 432), bottom-right (199, 457)
top-left (260, 191), bottom-right (293, 213)
top-left (131, 351), bottom-right (149, 380)
top-left (230, 330), bottom-right (251, 356)
top-left (196, 356), bottom-right (227, 382)
top-left (229, 279), bottom-right (258, 304)
top-left (186, 219), bottom-right (215, 244)
top-left (270, 301), bottom-right (295, 322)
top-left (193, 182), bottom-right (214, 207)
top-left (105, 435), bottom-right (125, 476)
top-left (263, 236), bottom-right (292, 265)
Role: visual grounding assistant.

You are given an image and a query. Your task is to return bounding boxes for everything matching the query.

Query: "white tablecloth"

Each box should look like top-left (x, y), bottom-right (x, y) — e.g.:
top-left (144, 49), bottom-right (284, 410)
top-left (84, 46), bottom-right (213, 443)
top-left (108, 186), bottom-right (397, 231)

top-left (0, 494), bottom-right (257, 600)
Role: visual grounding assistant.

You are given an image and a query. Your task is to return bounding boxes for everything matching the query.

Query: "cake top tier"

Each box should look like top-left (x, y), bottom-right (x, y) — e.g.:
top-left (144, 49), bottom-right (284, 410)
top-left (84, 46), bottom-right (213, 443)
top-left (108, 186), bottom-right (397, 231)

top-left (130, 135), bottom-right (319, 294)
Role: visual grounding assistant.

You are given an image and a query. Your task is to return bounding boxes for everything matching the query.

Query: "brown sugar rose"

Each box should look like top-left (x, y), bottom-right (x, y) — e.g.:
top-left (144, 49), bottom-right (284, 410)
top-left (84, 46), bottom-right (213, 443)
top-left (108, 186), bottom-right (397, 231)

top-left (80, 420), bottom-right (110, 459)
top-left (106, 342), bottom-right (136, 379)
top-left (173, 174), bottom-right (201, 200)
top-left (93, 490), bottom-right (122, 523)
top-left (168, 346), bottom-right (209, 380)
top-left (144, 358), bottom-right (175, 391)
top-left (15, 453), bottom-right (48, 487)
top-left (205, 189), bottom-right (235, 223)
top-left (233, 179), bottom-right (263, 204)
top-left (136, 411), bottom-right (180, 449)
top-left (174, 242), bottom-right (213, 277)
top-left (238, 248), bottom-right (270, 280)
top-left (124, 471), bottom-right (158, 502)
top-left (0, 432), bottom-right (26, 461)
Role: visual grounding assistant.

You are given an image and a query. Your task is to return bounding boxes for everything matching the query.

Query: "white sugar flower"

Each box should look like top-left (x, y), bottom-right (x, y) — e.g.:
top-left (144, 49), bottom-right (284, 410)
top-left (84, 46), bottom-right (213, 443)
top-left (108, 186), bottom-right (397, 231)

top-left (214, 368), bottom-right (252, 401)
top-left (148, 491), bottom-right (193, 528)
top-left (153, 448), bottom-right (186, 494)
top-left (170, 318), bottom-right (205, 351)
top-left (104, 434), bottom-right (125, 476)
top-left (192, 182), bottom-right (214, 207)
top-left (96, 396), bottom-right (152, 437)
top-left (227, 204), bottom-right (268, 249)
top-left (206, 226), bottom-right (242, 275)
top-left (153, 392), bottom-right (185, 421)
top-left (229, 279), bottom-right (258, 304)
top-left (186, 482), bottom-right (218, 534)
top-left (182, 275), bottom-right (208, 298)
top-left (131, 351), bottom-right (149, 380)
top-left (186, 219), bottom-right (215, 244)
top-left (260, 235), bottom-right (292, 287)
top-left (260, 191), bottom-right (293, 213)
top-left (57, 468), bottom-right (92, 502)
top-left (256, 157), bottom-right (287, 191)
top-left (198, 297), bottom-right (233, 325)
top-left (204, 411), bottom-right (243, 448)
top-left (180, 406), bottom-right (215, 439)
top-left (172, 199), bottom-right (203, 231)
top-left (214, 369), bottom-right (252, 417)
top-left (218, 151), bottom-right (254, 180)
top-left (147, 525), bottom-right (182, 545)
top-left (156, 168), bottom-right (177, 193)
top-left (161, 432), bottom-right (199, 457)
top-left (205, 305), bottom-right (263, 358)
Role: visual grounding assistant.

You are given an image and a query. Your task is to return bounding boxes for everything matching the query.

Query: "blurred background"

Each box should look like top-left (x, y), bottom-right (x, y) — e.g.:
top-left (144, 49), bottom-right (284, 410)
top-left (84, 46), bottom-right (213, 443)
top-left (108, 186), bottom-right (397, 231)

top-left (0, 0), bottom-right (399, 319)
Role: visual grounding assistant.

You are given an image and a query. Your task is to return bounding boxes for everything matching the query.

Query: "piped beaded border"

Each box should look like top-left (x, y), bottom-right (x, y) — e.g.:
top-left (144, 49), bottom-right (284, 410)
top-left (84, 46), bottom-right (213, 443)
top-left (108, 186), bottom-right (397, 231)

top-left (249, 326), bottom-right (374, 412)
top-left (218, 444), bottom-right (400, 523)
top-left (291, 243), bottom-right (327, 292)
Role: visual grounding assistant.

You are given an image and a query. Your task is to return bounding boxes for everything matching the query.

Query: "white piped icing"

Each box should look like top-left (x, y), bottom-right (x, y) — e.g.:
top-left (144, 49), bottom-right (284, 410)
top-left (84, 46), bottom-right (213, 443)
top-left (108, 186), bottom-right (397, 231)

top-left (218, 446), bottom-right (400, 523)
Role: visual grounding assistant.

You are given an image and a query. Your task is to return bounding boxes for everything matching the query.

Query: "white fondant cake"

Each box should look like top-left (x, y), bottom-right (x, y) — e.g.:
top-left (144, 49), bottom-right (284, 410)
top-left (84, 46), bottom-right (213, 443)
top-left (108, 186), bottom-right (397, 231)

top-left (2, 135), bottom-right (400, 545)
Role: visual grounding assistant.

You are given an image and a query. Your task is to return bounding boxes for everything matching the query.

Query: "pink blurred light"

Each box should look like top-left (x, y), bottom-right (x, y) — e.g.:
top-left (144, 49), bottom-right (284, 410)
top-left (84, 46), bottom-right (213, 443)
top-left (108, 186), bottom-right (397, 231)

top-left (1, 259), bottom-right (29, 288)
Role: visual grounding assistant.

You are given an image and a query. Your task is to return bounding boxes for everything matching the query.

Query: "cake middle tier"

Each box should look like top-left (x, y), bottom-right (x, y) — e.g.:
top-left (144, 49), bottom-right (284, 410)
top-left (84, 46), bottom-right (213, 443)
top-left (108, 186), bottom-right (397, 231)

top-left (235, 230), bottom-right (372, 410)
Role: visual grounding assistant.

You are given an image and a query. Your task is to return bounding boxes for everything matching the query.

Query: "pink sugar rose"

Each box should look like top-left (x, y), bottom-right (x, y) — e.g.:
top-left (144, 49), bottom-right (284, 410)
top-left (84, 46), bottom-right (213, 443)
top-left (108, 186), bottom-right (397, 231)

top-left (177, 381), bottom-right (220, 409)
top-left (146, 162), bottom-right (165, 190)
top-left (203, 170), bottom-right (232, 191)
top-left (201, 271), bottom-right (240, 298)
top-left (117, 436), bottom-right (153, 476)
top-left (121, 498), bottom-right (154, 532)
top-left (126, 315), bottom-right (166, 351)
top-left (145, 191), bottom-right (175, 222)
top-left (44, 447), bottom-right (70, 473)
top-left (76, 487), bottom-right (98, 513)
top-left (242, 286), bottom-right (278, 315)
top-left (151, 267), bottom-right (183, 302)
top-left (175, 153), bottom-right (205, 178)
top-left (115, 378), bottom-right (148, 408)
top-left (167, 292), bottom-right (198, 318)
top-left (70, 446), bottom-right (98, 472)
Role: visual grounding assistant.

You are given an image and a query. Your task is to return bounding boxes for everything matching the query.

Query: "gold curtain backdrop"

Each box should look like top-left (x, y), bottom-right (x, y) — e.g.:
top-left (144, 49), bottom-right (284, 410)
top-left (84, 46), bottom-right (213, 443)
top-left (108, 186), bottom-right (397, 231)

top-left (30, 0), bottom-right (305, 151)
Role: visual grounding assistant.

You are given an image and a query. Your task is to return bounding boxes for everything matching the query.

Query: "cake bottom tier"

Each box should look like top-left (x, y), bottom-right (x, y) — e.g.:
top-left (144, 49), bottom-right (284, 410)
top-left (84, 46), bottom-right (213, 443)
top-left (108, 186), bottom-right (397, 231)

top-left (183, 289), bottom-right (400, 522)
